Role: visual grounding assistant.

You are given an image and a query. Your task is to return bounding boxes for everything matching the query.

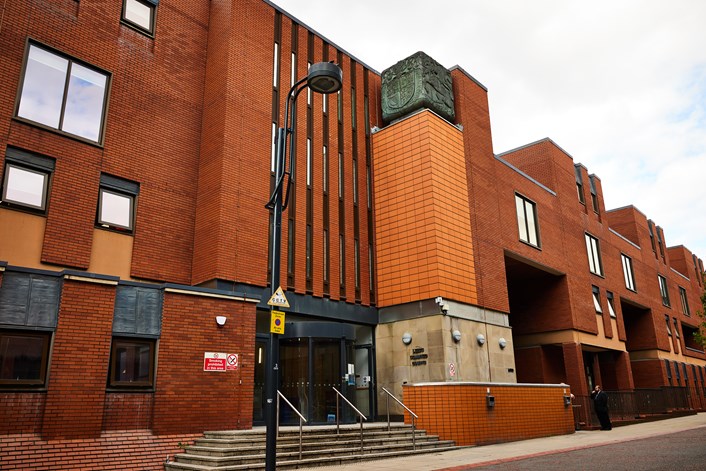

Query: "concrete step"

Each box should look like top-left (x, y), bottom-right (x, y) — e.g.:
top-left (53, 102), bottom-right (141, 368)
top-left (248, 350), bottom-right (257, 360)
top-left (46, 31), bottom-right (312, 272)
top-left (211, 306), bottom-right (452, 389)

top-left (164, 423), bottom-right (461, 471)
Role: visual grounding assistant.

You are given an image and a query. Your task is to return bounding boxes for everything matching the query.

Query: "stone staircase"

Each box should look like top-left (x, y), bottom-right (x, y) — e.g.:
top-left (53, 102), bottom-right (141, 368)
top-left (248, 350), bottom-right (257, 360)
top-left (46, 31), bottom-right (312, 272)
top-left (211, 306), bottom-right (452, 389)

top-left (164, 423), bottom-right (462, 470)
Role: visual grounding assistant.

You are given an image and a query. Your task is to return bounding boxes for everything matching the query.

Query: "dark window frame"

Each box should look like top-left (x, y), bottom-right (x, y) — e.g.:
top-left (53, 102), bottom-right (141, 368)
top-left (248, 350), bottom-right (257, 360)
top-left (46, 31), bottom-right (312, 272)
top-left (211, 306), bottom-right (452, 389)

top-left (107, 337), bottom-right (156, 389)
top-left (1, 162), bottom-right (52, 213)
top-left (96, 174), bottom-right (139, 233)
top-left (658, 275), bottom-right (671, 307)
top-left (15, 40), bottom-right (111, 146)
top-left (121, 0), bottom-right (158, 37)
top-left (515, 193), bottom-right (540, 248)
top-left (621, 253), bottom-right (636, 292)
top-left (679, 286), bottom-right (690, 316)
top-left (0, 329), bottom-right (51, 387)
top-left (585, 233), bottom-right (603, 276)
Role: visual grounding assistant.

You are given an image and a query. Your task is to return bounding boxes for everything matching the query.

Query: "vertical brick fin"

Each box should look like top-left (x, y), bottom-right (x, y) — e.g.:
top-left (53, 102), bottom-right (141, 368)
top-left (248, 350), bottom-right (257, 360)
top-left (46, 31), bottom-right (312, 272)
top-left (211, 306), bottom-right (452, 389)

top-left (372, 110), bottom-right (477, 308)
top-left (42, 279), bottom-right (115, 439)
top-left (192, 0), bottom-right (274, 286)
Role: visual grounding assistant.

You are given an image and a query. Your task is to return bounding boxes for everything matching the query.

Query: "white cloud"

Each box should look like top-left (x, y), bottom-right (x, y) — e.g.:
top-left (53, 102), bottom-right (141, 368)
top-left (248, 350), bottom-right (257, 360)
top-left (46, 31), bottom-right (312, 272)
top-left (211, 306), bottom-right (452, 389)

top-left (271, 0), bottom-right (706, 259)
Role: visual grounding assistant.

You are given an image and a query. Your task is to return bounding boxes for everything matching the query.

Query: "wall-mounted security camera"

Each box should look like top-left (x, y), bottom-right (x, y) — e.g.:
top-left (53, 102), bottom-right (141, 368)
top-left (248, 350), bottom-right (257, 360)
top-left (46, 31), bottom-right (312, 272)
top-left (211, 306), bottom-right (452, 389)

top-left (441, 303), bottom-right (449, 313)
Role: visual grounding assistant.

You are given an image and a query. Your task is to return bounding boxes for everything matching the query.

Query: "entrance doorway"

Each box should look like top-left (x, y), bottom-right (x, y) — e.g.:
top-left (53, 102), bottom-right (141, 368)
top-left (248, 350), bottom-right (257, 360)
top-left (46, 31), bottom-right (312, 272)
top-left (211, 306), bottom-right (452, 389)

top-left (252, 321), bottom-right (374, 425)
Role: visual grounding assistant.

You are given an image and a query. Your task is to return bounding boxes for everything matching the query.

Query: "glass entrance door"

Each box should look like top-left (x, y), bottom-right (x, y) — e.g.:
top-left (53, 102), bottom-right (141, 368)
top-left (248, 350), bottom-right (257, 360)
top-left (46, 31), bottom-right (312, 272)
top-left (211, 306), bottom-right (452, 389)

top-left (253, 337), bottom-right (268, 425)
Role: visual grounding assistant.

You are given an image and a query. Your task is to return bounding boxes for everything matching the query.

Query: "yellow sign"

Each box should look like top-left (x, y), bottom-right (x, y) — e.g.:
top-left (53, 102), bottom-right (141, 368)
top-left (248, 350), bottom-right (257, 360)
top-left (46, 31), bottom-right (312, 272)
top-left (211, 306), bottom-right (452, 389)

top-left (267, 286), bottom-right (290, 307)
top-left (270, 310), bottom-right (285, 334)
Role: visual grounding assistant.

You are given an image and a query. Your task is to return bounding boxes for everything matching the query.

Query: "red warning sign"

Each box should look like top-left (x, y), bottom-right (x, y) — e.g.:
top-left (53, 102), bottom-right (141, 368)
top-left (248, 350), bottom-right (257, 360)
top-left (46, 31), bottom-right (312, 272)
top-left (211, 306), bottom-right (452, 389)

top-left (203, 352), bottom-right (227, 371)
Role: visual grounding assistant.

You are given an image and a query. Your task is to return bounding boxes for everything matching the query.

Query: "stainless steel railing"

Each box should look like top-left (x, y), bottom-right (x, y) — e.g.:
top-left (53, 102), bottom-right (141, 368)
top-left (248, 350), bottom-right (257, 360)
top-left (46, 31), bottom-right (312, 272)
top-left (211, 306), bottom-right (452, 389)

top-left (276, 390), bottom-right (307, 460)
top-left (332, 386), bottom-right (367, 451)
top-left (381, 386), bottom-right (418, 450)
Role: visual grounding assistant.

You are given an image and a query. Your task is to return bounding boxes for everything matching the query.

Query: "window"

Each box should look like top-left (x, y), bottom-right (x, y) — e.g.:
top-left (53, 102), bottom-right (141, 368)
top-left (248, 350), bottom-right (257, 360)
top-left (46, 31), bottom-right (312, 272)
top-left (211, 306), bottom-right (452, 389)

top-left (97, 174), bottom-right (139, 232)
top-left (606, 291), bottom-right (617, 318)
top-left (673, 318), bottom-right (680, 338)
top-left (674, 361), bottom-right (680, 381)
top-left (658, 275), bottom-right (670, 307)
top-left (648, 221), bottom-right (657, 255)
top-left (574, 165), bottom-right (585, 204)
top-left (585, 233), bottom-right (603, 276)
top-left (323, 229), bottom-right (329, 283)
top-left (679, 287), bottom-right (690, 316)
top-left (621, 254), bottom-right (636, 291)
top-left (592, 286), bottom-right (602, 313)
top-left (515, 194), bottom-right (540, 247)
top-left (0, 330), bottom-right (51, 386)
top-left (683, 324), bottom-right (703, 351)
top-left (656, 226), bottom-right (665, 260)
top-left (665, 360), bottom-right (672, 384)
top-left (665, 314), bottom-right (672, 336)
top-left (306, 138), bottom-right (312, 187)
top-left (273, 43), bottom-right (280, 88)
top-left (305, 224), bottom-right (312, 281)
top-left (338, 152), bottom-right (343, 199)
top-left (588, 175), bottom-right (599, 213)
top-left (1, 148), bottom-right (55, 212)
top-left (122, 0), bottom-right (157, 35)
top-left (16, 43), bottom-right (110, 144)
top-left (108, 338), bottom-right (155, 388)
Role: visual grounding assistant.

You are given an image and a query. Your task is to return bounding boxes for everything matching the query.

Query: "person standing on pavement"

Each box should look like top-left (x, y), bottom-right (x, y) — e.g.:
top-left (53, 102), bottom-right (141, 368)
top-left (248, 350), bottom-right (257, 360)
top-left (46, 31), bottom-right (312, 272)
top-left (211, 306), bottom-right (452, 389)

top-left (591, 385), bottom-right (612, 430)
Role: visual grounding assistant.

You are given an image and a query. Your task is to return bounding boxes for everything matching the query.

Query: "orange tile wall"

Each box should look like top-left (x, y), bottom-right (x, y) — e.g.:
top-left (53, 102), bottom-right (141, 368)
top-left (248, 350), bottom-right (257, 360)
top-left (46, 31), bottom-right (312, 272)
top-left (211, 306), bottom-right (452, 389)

top-left (403, 382), bottom-right (575, 446)
top-left (372, 110), bottom-right (477, 307)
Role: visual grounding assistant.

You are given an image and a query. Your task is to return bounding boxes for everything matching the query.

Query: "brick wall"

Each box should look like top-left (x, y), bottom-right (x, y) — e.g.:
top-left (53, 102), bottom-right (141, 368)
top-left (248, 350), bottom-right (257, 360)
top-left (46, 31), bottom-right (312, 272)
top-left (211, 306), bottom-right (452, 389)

top-left (152, 291), bottom-right (256, 435)
top-left (0, 430), bottom-right (201, 471)
top-left (42, 279), bottom-right (115, 440)
top-left (403, 382), bottom-right (575, 446)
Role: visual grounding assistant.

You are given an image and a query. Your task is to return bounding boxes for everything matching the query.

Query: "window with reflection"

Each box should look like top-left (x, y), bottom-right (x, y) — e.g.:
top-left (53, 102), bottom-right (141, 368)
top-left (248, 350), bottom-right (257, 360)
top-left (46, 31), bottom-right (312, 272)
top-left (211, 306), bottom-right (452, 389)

top-left (16, 43), bottom-right (109, 144)
top-left (97, 174), bottom-right (139, 232)
top-left (2, 164), bottom-right (49, 211)
top-left (0, 331), bottom-right (51, 387)
top-left (108, 338), bottom-right (155, 388)
top-left (122, 0), bottom-right (157, 35)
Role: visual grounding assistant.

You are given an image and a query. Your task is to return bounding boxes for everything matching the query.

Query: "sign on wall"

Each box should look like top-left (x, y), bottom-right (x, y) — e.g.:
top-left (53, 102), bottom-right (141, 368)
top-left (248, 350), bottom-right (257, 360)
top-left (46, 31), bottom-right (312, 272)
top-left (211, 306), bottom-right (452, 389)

top-left (204, 352), bottom-right (238, 372)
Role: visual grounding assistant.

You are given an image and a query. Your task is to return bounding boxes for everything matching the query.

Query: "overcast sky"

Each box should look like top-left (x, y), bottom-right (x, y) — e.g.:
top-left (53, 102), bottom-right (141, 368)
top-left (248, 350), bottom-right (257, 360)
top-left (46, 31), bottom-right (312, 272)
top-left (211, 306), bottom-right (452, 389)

top-left (270, 0), bottom-right (706, 263)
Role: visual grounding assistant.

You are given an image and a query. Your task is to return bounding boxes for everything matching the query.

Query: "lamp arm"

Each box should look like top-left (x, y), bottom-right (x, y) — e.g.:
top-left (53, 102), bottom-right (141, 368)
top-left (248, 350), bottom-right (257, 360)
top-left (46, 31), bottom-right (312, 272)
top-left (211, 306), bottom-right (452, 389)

top-left (281, 81), bottom-right (308, 211)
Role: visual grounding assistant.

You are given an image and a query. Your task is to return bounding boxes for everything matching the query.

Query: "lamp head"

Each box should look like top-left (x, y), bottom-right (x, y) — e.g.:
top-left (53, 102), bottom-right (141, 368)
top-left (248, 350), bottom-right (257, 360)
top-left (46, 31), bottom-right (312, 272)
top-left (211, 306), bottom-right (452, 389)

top-left (307, 62), bottom-right (343, 94)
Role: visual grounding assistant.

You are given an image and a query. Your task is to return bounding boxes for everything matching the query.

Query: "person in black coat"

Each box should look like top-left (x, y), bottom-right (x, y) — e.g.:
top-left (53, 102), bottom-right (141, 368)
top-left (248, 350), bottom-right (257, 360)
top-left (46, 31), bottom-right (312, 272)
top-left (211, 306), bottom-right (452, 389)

top-left (591, 385), bottom-right (612, 430)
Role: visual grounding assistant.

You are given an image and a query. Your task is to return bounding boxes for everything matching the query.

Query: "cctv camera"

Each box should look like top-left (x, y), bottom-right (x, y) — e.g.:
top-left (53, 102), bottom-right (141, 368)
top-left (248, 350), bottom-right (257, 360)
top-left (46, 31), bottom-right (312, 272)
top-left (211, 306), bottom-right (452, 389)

top-left (441, 303), bottom-right (449, 313)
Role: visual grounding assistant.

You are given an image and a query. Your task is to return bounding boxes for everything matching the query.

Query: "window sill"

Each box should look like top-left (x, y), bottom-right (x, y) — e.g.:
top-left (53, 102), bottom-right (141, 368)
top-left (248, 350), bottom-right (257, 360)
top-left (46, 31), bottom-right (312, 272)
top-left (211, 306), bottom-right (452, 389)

top-left (12, 116), bottom-right (104, 148)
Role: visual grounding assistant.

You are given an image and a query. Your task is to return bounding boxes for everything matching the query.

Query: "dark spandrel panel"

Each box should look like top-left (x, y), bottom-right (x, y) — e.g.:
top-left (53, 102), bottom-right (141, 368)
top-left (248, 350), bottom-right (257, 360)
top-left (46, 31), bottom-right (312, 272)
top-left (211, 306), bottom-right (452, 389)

top-left (0, 273), bottom-right (60, 327)
top-left (0, 273), bottom-right (31, 325)
top-left (136, 288), bottom-right (162, 336)
top-left (113, 285), bottom-right (162, 336)
top-left (113, 286), bottom-right (138, 333)
top-left (26, 276), bottom-right (60, 327)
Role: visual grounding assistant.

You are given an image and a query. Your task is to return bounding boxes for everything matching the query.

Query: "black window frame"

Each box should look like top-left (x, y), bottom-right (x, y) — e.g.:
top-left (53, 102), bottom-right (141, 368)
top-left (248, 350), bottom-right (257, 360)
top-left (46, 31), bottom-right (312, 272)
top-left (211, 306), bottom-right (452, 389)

top-left (606, 291), bottom-right (617, 318)
top-left (0, 329), bottom-right (52, 387)
top-left (621, 253), bottom-right (636, 292)
top-left (585, 233), bottom-right (603, 276)
top-left (658, 275), bottom-right (671, 307)
top-left (679, 286), bottom-right (690, 316)
top-left (107, 337), bottom-right (156, 389)
top-left (15, 40), bottom-right (111, 145)
top-left (515, 193), bottom-right (540, 248)
top-left (592, 285), bottom-right (603, 314)
top-left (121, 0), bottom-right (158, 36)
top-left (96, 174), bottom-right (139, 233)
top-left (1, 147), bottom-right (55, 214)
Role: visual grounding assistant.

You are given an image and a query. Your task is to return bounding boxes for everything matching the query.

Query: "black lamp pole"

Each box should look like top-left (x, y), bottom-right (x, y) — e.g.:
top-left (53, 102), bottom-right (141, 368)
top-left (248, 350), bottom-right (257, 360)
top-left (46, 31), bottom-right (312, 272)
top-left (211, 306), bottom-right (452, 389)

top-left (264, 62), bottom-right (342, 471)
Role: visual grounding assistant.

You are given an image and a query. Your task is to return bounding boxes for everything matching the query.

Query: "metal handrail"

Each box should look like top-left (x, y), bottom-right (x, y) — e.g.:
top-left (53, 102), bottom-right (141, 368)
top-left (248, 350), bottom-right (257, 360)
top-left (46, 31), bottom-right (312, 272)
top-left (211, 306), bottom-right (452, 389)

top-left (332, 387), bottom-right (367, 452)
top-left (381, 386), bottom-right (418, 450)
top-left (276, 390), bottom-right (307, 460)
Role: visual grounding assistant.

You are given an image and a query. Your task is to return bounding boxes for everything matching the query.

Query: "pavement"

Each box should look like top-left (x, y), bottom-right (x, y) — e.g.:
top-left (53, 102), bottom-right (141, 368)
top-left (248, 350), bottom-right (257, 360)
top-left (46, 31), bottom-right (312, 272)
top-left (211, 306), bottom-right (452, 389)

top-left (298, 413), bottom-right (706, 470)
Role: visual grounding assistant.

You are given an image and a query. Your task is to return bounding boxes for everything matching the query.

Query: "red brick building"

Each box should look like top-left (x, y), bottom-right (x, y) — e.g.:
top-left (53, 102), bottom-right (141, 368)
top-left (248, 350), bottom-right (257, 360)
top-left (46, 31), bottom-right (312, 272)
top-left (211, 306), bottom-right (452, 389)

top-left (0, 1), bottom-right (704, 469)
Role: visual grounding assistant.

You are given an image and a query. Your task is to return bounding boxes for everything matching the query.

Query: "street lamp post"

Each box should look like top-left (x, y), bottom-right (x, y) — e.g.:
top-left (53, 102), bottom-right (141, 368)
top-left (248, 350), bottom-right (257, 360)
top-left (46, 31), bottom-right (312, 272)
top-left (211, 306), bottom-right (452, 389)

top-left (264, 61), bottom-right (342, 471)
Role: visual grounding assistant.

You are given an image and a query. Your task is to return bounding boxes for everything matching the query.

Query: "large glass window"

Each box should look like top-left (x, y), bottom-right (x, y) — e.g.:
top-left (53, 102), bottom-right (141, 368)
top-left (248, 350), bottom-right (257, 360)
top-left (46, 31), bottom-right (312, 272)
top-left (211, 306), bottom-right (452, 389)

top-left (621, 253), bottom-right (636, 291)
top-left (585, 233), bottom-right (603, 276)
top-left (122, 0), bottom-right (157, 35)
top-left (108, 338), bottom-right (155, 388)
top-left (16, 43), bottom-right (109, 144)
top-left (515, 193), bottom-right (539, 247)
top-left (0, 331), bottom-right (51, 386)
top-left (658, 275), bottom-right (670, 307)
